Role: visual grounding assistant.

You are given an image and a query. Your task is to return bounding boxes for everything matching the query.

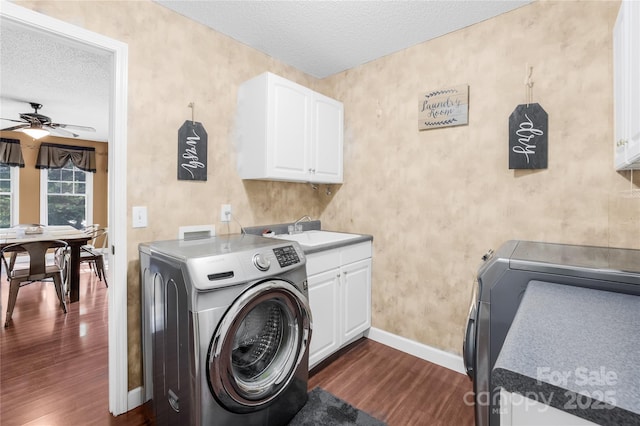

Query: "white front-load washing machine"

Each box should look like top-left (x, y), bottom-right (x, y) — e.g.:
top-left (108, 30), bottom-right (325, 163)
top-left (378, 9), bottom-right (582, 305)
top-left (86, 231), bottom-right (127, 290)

top-left (139, 233), bottom-right (312, 426)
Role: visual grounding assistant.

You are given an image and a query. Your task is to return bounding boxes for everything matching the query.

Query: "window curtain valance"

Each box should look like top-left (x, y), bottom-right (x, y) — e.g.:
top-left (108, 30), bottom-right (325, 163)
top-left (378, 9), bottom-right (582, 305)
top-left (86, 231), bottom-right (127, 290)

top-left (0, 138), bottom-right (25, 168)
top-left (36, 142), bottom-right (96, 173)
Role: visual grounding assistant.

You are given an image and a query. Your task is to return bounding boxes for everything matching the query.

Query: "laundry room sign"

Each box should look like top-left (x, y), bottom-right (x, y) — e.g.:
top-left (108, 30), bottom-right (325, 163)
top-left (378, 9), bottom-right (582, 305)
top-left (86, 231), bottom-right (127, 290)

top-left (508, 103), bottom-right (548, 169)
top-left (178, 120), bottom-right (208, 181)
top-left (418, 84), bottom-right (469, 130)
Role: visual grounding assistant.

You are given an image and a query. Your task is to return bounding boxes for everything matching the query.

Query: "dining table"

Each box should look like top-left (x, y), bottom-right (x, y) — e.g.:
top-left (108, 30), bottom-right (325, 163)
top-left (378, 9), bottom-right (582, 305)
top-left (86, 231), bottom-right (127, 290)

top-left (0, 225), bottom-right (92, 303)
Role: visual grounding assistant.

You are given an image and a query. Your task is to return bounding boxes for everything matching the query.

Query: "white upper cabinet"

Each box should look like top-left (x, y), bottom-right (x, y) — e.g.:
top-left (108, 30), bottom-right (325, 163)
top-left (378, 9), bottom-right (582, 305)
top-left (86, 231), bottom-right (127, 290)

top-left (614, 0), bottom-right (640, 170)
top-left (236, 72), bottom-right (344, 183)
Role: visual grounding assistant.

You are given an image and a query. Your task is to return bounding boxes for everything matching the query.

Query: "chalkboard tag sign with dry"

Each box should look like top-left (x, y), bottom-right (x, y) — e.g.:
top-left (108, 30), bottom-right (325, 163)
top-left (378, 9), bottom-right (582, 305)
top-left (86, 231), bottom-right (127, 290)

top-left (418, 84), bottom-right (469, 130)
top-left (178, 120), bottom-right (208, 181)
top-left (508, 103), bottom-right (547, 169)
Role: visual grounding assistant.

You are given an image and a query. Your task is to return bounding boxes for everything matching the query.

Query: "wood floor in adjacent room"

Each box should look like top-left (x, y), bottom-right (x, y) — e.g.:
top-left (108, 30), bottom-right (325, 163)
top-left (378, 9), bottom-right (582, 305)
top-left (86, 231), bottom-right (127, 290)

top-left (0, 269), bottom-right (475, 426)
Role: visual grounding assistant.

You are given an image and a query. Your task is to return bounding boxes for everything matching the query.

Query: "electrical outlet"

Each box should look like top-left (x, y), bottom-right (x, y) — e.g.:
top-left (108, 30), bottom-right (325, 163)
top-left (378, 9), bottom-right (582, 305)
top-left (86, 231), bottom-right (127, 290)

top-left (220, 204), bottom-right (232, 222)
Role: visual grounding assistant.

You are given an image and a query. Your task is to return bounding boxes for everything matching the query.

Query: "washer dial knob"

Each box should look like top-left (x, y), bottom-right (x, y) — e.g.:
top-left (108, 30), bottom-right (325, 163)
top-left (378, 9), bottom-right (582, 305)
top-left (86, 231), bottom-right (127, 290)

top-left (252, 253), bottom-right (271, 271)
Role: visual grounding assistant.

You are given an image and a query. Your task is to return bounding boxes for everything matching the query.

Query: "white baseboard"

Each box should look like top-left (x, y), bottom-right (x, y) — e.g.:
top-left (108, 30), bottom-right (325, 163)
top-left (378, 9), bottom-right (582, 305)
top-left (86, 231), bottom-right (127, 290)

top-left (127, 386), bottom-right (144, 411)
top-left (366, 327), bottom-right (466, 375)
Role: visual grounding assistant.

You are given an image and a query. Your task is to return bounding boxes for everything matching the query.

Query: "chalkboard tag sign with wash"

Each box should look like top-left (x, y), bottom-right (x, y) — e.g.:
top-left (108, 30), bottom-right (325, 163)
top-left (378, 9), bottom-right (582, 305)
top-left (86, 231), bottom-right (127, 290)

top-left (178, 120), bottom-right (208, 181)
top-left (508, 103), bottom-right (547, 169)
top-left (418, 84), bottom-right (469, 130)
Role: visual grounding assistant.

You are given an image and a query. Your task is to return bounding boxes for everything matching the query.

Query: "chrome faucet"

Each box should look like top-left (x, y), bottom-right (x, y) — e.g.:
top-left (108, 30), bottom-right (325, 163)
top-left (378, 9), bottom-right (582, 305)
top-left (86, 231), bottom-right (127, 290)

top-left (293, 215), bottom-right (312, 233)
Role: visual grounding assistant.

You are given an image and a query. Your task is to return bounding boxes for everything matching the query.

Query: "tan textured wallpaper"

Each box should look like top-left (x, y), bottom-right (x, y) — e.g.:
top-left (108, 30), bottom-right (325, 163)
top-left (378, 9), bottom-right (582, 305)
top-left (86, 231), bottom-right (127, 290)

top-left (16, 0), bottom-right (639, 394)
top-left (318, 0), bottom-right (639, 354)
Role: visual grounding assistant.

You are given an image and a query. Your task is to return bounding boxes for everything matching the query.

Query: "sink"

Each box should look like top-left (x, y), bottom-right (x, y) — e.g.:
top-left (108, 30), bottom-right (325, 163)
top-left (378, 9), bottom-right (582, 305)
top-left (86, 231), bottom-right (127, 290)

top-left (273, 230), bottom-right (361, 247)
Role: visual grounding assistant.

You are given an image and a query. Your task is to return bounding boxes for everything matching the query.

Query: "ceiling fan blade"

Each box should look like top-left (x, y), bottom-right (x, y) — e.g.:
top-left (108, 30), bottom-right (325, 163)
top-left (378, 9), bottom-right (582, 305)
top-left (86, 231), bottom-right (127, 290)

top-left (45, 126), bottom-right (79, 138)
top-left (50, 122), bottom-right (96, 132)
top-left (1, 123), bottom-right (29, 132)
top-left (0, 117), bottom-right (28, 124)
top-left (0, 96), bottom-right (33, 104)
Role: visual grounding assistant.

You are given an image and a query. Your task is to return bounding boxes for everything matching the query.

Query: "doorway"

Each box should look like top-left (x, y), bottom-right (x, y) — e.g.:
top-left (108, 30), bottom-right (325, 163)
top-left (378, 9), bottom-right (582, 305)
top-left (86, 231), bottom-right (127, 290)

top-left (0, 2), bottom-right (129, 415)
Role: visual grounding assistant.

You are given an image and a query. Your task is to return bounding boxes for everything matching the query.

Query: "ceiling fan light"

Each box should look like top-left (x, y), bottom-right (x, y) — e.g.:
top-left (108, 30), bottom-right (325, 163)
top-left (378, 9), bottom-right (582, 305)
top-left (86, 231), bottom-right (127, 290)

top-left (22, 126), bottom-right (49, 139)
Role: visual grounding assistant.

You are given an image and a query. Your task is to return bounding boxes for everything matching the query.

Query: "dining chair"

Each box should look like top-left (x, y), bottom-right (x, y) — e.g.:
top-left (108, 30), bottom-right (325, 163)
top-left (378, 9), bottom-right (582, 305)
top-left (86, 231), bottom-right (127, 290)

top-left (1, 239), bottom-right (69, 327)
top-left (7, 224), bottom-right (46, 269)
top-left (83, 224), bottom-right (99, 235)
top-left (80, 227), bottom-right (108, 287)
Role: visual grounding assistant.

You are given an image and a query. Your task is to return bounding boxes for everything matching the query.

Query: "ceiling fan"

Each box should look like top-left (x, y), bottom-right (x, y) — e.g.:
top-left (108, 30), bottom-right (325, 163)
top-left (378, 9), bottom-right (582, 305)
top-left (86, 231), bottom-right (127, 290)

top-left (0, 102), bottom-right (96, 139)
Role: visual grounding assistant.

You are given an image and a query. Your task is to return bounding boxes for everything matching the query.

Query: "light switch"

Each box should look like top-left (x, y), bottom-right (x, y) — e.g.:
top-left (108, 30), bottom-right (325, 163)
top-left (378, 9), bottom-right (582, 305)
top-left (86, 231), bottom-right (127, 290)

top-left (132, 206), bottom-right (148, 228)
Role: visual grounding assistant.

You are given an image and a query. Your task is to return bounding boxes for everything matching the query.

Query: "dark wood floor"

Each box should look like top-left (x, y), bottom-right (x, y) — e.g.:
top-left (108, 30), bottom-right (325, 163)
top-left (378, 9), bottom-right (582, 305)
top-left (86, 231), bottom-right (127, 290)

top-left (0, 269), bottom-right (474, 426)
top-left (309, 339), bottom-right (475, 426)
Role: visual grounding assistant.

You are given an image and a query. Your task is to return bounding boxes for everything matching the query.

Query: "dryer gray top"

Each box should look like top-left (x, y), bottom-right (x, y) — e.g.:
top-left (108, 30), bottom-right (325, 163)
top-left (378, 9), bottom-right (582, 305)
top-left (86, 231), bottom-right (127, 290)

top-left (511, 240), bottom-right (640, 276)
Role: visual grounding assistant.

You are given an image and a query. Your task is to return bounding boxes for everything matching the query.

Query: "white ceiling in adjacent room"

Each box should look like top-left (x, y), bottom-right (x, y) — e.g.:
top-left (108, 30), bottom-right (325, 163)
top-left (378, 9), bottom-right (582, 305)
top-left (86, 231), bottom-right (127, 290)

top-left (0, 19), bottom-right (111, 142)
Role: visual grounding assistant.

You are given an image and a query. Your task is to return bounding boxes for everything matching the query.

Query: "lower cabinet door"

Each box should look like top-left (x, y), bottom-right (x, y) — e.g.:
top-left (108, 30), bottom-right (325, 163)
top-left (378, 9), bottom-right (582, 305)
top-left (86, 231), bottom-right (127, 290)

top-left (341, 258), bottom-right (372, 343)
top-left (308, 268), bottom-right (340, 367)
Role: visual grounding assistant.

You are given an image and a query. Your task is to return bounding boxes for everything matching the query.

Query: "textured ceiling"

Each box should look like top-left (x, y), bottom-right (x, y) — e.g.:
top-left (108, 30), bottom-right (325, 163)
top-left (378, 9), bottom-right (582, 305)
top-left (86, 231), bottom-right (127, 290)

top-left (155, 0), bottom-right (531, 78)
top-left (1, 1), bottom-right (530, 143)
top-left (0, 19), bottom-right (111, 142)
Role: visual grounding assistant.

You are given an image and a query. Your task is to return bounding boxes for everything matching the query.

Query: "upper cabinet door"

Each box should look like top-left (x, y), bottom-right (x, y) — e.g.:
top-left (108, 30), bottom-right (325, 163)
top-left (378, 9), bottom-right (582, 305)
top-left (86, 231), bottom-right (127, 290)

top-left (614, 0), bottom-right (640, 170)
top-left (626, 1), bottom-right (640, 165)
top-left (311, 93), bottom-right (344, 184)
top-left (614, 2), bottom-right (628, 170)
top-left (236, 72), bottom-right (344, 183)
top-left (269, 78), bottom-right (311, 180)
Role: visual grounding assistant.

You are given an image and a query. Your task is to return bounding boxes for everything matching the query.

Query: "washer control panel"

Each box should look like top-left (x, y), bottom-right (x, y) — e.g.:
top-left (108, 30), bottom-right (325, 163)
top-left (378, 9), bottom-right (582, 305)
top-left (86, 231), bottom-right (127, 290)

top-left (273, 245), bottom-right (300, 268)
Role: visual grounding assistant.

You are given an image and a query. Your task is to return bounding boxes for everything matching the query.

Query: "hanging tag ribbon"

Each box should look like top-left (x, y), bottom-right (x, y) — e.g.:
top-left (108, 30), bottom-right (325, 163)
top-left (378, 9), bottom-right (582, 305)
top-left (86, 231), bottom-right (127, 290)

top-left (525, 65), bottom-right (534, 107)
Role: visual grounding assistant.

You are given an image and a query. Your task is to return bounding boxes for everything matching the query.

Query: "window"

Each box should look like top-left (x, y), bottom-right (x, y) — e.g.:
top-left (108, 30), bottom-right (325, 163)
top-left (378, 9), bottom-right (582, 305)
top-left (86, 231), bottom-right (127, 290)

top-left (0, 164), bottom-right (19, 228)
top-left (40, 160), bottom-right (93, 229)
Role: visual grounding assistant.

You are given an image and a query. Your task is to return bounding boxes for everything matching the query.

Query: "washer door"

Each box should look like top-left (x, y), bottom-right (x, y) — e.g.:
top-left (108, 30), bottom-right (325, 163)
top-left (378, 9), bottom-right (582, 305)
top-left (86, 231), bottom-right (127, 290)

top-left (207, 279), bottom-right (311, 413)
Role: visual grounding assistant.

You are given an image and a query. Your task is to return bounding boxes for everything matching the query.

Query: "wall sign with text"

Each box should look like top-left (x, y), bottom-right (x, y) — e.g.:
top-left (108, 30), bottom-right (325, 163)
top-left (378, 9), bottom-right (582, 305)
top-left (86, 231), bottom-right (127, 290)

top-left (508, 103), bottom-right (548, 169)
top-left (178, 120), bottom-right (208, 181)
top-left (418, 84), bottom-right (469, 130)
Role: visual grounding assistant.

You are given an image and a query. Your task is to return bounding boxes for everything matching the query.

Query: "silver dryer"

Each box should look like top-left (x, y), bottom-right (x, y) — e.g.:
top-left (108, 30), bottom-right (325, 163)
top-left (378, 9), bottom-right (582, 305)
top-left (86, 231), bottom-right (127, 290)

top-left (463, 240), bottom-right (640, 426)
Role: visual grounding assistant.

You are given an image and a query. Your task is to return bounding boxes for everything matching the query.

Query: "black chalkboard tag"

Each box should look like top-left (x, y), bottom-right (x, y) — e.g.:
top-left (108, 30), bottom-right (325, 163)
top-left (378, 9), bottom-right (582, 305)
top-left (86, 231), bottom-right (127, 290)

top-left (178, 120), bottom-right (208, 181)
top-left (508, 103), bottom-right (548, 169)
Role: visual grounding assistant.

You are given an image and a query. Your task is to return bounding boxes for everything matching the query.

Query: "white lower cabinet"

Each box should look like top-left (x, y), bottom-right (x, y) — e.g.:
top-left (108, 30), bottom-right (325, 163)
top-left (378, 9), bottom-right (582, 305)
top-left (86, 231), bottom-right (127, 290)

top-left (499, 389), bottom-right (598, 426)
top-left (306, 242), bottom-right (372, 368)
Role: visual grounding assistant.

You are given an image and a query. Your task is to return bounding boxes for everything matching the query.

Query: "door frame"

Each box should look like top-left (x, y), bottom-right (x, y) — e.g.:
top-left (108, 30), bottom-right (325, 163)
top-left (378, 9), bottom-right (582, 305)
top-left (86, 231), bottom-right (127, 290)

top-left (0, 1), bottom-right (130, 415)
